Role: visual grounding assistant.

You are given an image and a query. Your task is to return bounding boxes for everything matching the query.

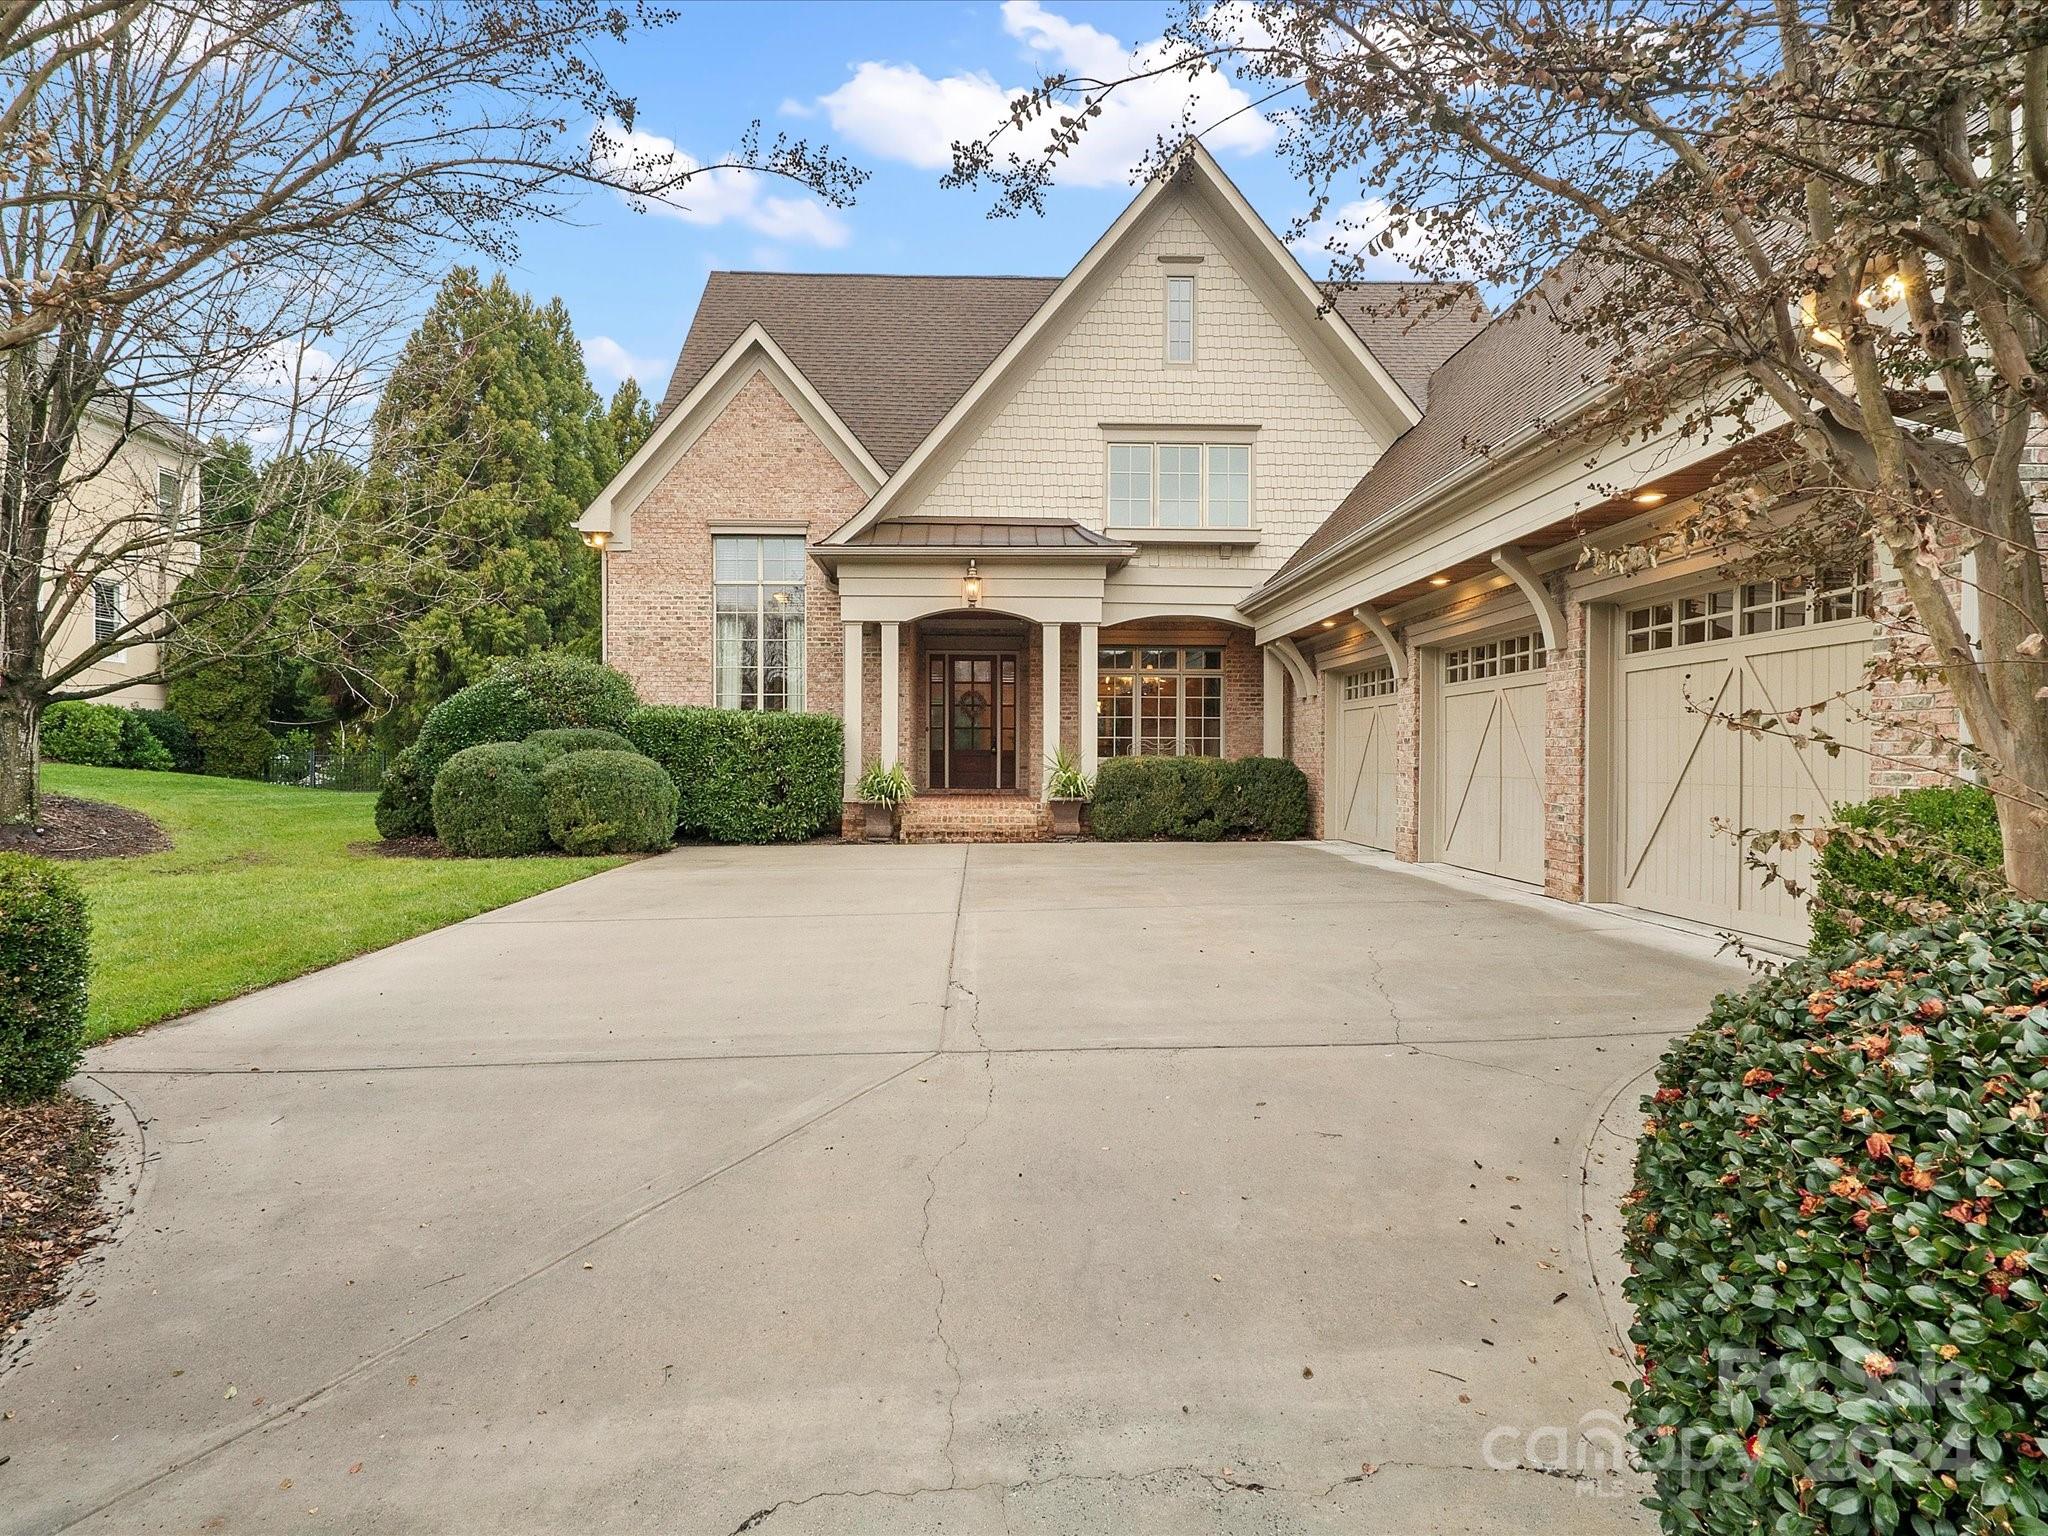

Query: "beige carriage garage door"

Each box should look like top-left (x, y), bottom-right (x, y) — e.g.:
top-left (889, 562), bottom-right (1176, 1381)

top-left (1434, 630), bottom-right (1547, 884)
top-left (1614, 572), bottom-right (1873, 944)
top-left (1327, 663), bottom-right (1399, 849)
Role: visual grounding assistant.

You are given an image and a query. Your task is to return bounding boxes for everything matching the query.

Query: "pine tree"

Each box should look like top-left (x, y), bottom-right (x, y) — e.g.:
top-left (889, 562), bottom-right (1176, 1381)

top-left (605, 377), bottom-right (656, 462)
top-left (366, 269), bottom-right (619, 737)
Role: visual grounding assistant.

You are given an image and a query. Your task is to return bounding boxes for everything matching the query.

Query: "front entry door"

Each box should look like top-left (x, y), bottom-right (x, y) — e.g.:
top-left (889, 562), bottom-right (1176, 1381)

top-left (928, 653), bottom-right (1018, 789)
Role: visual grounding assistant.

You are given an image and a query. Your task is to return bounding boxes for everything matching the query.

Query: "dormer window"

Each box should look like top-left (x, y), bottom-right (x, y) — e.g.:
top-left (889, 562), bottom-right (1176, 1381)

top-left (1165, 275), bottom-right (1195, 363)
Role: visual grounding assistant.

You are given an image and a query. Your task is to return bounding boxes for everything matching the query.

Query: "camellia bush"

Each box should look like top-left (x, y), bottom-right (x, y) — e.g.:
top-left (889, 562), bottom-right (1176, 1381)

top-left (1624, 907), bottom-right (2048, 1534)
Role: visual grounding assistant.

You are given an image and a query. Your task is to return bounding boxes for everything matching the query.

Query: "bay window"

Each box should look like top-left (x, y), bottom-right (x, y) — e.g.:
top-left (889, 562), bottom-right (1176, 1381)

top-left (713, 535), bottom-right (806, 710)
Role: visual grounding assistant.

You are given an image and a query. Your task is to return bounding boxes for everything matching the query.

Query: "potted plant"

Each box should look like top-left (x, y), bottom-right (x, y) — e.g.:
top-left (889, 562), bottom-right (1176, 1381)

top-left (1045, 745), bottom-right (1092, 838)
top-left (855, 761), bottom-right (914, 842)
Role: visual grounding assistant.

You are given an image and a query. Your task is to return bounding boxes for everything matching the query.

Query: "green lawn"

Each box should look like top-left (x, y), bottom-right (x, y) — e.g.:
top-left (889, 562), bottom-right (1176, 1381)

top-left (43, 765), bottom-right (627, 1044)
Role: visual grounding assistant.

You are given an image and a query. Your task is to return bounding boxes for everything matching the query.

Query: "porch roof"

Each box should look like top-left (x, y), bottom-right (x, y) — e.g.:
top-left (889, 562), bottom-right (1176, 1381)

top-left (815, 518), bottom-right (1135, 568)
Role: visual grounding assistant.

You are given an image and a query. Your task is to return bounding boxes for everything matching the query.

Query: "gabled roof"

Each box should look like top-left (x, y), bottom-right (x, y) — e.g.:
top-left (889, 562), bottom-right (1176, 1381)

top-left (1324, 283), bottom-right (1492, 410)
top-left (1260, 262), bottom-right (1619, 592)
top-left (659, 273), bottom-right (1060, 473)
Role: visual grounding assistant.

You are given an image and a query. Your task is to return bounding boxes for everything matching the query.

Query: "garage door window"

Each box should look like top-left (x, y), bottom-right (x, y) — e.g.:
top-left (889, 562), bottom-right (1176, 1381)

top-left (1343, 666), bottom-right (1396, 701)
top-left (1098, 646), bottom-right (1223, 758)
top-left (1443, 630), bottom-right (1544, 683)
top-left (1624, 566), bottom-right (1870, 654)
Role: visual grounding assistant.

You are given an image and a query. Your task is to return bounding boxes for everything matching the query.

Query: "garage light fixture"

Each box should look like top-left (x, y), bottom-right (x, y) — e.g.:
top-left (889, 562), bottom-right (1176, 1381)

top-left (1632, 489), bottom-right (1667, 506)
top-left (1429, 575), bottom-right (1450, 587)
top-left (1321, 618), bottom-right (1337, 628)
top-left (580, 528), bottom-right (609, 551)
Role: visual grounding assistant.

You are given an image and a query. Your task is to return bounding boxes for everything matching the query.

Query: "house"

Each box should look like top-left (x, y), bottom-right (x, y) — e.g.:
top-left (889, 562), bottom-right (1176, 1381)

top-left (44, 391), bottom-right (202, 708)
top-left (580, 143), bottom-right (1948, 945)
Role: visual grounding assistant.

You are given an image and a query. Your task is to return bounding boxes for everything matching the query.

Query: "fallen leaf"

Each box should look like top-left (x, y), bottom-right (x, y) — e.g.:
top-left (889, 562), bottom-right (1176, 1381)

top-left (1301, 1366), bottom-right (1313, 1379)
top-left (279, 1479), bottom-right (293, 1491)
top-left (224, 1385), bottom-right (237, 1400)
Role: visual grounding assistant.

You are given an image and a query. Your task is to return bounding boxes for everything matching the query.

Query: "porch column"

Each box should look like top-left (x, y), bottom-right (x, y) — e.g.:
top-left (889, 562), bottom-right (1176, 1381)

top-left (1040, 621), bottom-right (1061, 800)
top-left (842, 620), bottom-right (863, 796)
top-left (1263, 647), bottom-right (1286, 757)
top-left (879, 620), bottom-right (901, 770)
top-left (1078, 621), bottom-right (1099, 778)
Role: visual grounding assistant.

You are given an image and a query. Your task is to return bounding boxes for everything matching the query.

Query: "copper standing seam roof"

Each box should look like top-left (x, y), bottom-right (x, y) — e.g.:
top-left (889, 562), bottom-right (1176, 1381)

top-left (842, 518), bottom-right (1132, 551)
top-left (658, 272), bottom-right (1489, 475)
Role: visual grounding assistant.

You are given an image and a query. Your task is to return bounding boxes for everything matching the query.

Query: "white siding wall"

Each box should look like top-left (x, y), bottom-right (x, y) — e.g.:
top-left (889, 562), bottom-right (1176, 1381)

top-left (906, 199), bottom-right (1384, 582)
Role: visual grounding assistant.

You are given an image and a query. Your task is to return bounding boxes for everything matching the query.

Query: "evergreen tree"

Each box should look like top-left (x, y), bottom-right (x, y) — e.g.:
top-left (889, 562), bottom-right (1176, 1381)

top-left (605, 377), bottom-right (656, 462)
top-left (366, 269), bottom-right (619, 738)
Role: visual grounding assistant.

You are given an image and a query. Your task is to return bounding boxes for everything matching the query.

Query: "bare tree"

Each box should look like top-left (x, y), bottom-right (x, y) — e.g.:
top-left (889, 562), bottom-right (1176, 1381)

top-left (947, 0), bottom-right (2048, 894)
top-left (0, 0), bottom-right (863, 822)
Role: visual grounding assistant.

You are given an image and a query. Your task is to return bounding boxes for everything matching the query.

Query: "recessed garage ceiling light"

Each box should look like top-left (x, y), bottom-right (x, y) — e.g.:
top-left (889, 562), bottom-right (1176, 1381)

top-left (1429, 575), bottom-right (1451, 587)
top-left (1633, 488), bottom-right (1668, 505)
top-left (1320, 618), bottom-right (1337, 628)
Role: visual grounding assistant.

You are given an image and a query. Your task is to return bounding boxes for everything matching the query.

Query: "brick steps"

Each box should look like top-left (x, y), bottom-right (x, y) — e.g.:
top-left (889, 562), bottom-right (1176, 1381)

top-left (899, 793), bottom-right (1052, 844)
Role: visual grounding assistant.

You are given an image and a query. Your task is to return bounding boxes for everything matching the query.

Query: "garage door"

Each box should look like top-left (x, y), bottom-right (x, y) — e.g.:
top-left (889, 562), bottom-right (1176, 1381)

top-left (1615, 573), bottom-right (1873, 943)
top-left (1434, 630), bottom-right (1547, 884)
top-left (1328, 663), bottom-right (1399, 849)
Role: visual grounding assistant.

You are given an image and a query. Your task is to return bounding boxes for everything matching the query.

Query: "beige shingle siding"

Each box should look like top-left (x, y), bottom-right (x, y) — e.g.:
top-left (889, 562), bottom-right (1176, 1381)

top-left (900, 202), bottom-right (1386, 578)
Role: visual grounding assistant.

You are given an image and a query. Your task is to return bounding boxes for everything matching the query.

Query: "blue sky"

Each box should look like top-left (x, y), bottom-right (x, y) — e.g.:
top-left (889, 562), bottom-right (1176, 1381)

top-left (501, 1), bottom-right (1403, 401)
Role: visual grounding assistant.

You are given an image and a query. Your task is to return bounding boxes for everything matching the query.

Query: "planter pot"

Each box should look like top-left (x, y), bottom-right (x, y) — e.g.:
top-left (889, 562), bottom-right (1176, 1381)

top-left (1051, 798), bottom-right (1085, 838)
top-left (863, 801), bottom-right (899, 842)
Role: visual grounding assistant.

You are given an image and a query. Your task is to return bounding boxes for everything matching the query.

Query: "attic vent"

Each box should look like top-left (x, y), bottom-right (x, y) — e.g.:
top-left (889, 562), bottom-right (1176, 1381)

top-left (1155, 254), bottom-right (1205, 265)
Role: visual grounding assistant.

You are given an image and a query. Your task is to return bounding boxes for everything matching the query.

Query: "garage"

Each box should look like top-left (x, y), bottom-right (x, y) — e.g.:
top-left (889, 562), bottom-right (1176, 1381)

top-left (1611, 572), bottom-right (1873, 943)
top-left (1433, 629), bottom-right (1547, 883)
top-left (1327, 661), bottom-right (1399, 849)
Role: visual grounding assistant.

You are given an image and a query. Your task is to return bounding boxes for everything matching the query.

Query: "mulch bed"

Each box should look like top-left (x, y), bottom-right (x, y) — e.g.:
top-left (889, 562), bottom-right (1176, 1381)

top-left (351, 835), bottom-right (458, 860)
top-left (1, 1093), bottom-right (115, 1355)
top-left (0, 794), bottom-right (170, 860)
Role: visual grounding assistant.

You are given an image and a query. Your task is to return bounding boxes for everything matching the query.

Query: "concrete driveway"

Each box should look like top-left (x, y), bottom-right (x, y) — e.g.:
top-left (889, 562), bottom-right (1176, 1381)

top-left (2, 841), bottom-right (1743, 1535)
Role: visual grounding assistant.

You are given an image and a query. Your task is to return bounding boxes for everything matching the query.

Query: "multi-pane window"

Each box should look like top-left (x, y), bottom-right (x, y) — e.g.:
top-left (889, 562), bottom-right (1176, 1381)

top-left (1098, 646), bottom-right (1223, 759)
top-left (712, 535), bottom-right (806, 710)
top-left (1343, 665), bottom-right (1396, 702)
top-left (1443, 631), bottom-right (1545, 683)
top-left (1104, 441), bottom-right (1253, 529)
top-left (92, 580), bottom-right (122, 646)
top-left (1624, 565), bottom-right (1871, 655)
top-left (1165, 274), bottom-right (1195, 362)
top-left (156, 469), bottom-right (183, 533)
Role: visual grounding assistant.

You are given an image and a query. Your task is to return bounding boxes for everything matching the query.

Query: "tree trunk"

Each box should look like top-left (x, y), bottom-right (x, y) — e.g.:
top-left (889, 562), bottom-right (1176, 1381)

top-left (0, 691), bottom-right (41, 827)
top-left (1994, 777), bottom-right (2048, 901)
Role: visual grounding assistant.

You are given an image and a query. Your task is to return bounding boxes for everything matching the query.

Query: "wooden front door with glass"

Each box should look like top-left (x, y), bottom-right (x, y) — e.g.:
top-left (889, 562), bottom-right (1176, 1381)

top-left (927, 652), bottom-right (1018, 789)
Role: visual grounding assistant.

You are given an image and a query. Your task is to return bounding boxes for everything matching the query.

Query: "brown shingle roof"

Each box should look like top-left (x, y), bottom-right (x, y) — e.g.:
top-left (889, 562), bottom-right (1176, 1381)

top-left (659, 272), bottom-right (1060, 473)
top-left (660, 271), bottom-right (1488, 475)
top-left (1268, 266), bottom-right (1620, 587)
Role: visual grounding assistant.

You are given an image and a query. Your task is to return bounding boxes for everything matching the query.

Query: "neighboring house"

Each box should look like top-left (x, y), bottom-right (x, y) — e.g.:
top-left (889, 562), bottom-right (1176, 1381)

top-left (580, 143), bottom-right (1950, 945)
top-left (43, 393), bottom-right (202, 708)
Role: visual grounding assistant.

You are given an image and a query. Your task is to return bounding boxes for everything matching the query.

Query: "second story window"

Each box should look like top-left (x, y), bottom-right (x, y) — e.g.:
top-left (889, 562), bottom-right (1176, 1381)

top-left (156, 469), bottom-right (183, 534)
top-left (1105, 441), bottom-right (1253, 530)
top-left (1165, 274), bottom-right (1195, 363)
top-left (713, 535), bottom-right (806, 711)
top-left (93, 580), bottom-right (123, 646)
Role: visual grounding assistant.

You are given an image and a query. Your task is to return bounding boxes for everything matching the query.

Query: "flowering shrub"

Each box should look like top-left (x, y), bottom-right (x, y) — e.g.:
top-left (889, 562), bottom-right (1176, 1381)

top-left (1625, 906), bottom-right (2048, 1533)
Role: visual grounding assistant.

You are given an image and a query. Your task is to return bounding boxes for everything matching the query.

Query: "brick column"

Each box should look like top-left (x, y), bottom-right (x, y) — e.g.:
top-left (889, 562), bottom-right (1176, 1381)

top-left (1542, 586), bottom-right (1588, 901)
top-left (1394, 633), bottom-right (1421, 862)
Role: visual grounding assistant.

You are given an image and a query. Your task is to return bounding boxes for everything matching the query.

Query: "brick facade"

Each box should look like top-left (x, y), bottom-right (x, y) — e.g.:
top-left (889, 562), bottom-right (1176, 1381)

top-left (605, 372), bottom-right (866, 713)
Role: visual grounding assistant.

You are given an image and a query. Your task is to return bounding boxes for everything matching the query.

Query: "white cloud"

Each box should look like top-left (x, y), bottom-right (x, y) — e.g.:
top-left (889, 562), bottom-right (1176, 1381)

top-left (582, 335), bottom-right (667, 391)
top-left (1288, 197), bottom-right (1435, 278)
top-left (596, 125), bottom-right (851, 248)
top-left (807, 0), bottom-right (1275, 190)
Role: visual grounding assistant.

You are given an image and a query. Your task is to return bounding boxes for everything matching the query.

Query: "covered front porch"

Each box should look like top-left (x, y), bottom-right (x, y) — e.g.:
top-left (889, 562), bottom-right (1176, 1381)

top-left (817, 519), bottom-right (1295, 835)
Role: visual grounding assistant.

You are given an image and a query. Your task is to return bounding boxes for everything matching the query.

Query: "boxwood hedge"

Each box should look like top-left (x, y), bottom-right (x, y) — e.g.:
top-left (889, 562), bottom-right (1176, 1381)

top-left (1811, 785), bottom-right (2004, 955)
top-left (430, 742), bottom-right (550, 857)
top-left (541, 749), bottom-right (677, 854)
top-left (624, 706), bottom-right (840, 843)
top-left (41, 701), bottom-right (126, 767)
top-left (1089, 755), bottom-right (1312, 841)
top-left (1625, 906), bottom-right (2048, 1534)
top-left (0, 854), bottom-right (90, 1101)
top-left (525, 727), bottom-right (639, 760)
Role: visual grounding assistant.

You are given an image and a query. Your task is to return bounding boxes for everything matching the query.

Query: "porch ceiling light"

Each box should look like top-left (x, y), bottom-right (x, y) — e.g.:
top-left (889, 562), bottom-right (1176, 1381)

top-left (1428, 575), bottom-right (1451, 587)
top-left (963, 558), bottom-right (982, 609)
top-left (1632, 488), bottom-right (1667, 506)
top-left (581, 528), bottom-right (609, 551)
top-left (1320, 618), bottom-right (1337, 628)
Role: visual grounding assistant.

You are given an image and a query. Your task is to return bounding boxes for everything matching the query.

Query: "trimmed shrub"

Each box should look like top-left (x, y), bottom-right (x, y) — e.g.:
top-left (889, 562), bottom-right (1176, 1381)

top-left (525, 727), bottom-right (638, 760)
top-left (117, 711), bottom-right (174, 771)
top-left (430, 742), bottom-right (550, 857)
top-left (624, 706), bottom-right (841, 844)
top-left (0, 855), bottom-right (90, 1102)
top-left (1224, 756), bottom-right (1312, 839)
top-left (1089, 756), bottom-right (1231, 841)
top-left (541, 750), bottom-right (677, 854)
top-left (130, 708), bottom-right (200, 772)
top-left (1625, 906), bottom-right (2048, 1534)
top-left (380, 655), bottom-right (639, 839)
top-left (1810, 785), bottom-right (2005, 954)
top-left (374, 742), bottom-right (435, 840)
top-left (40, 701), bottom-right (125, 767)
